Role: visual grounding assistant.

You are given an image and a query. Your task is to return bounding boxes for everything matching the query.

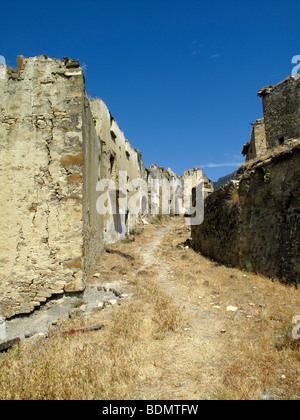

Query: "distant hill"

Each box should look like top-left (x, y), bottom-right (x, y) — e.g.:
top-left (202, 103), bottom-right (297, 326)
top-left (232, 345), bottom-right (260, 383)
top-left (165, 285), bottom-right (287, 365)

top-left (213, 170), bottom-right (238, 190)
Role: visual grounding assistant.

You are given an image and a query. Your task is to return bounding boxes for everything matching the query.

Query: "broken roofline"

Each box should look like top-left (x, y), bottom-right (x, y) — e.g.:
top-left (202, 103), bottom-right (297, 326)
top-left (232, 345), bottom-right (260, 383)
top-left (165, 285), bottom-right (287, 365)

top-left (95, 172), bottom-right (205, 226)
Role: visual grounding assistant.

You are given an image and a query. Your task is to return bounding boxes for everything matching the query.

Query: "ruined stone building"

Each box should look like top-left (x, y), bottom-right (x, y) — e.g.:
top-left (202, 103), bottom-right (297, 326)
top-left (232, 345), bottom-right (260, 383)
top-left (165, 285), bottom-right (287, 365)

top-left (1, 55), bottom-right (298, 320)
top-left (0, 55), bottom-right (212, 318)
top-left (242, 118), bottom-right (267, 162)
top-left (242, 74), bottom-right (300, 161)
top-left (193, 74), bottom-right (300, 284)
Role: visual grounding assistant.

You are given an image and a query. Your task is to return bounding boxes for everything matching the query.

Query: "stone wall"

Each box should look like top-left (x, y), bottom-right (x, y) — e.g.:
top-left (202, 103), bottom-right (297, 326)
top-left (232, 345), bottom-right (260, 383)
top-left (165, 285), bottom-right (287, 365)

top-left (243, 118), bottom-right (267, 161)
top-left (147, 164), bottom-right (181, 215)
top-left (82, 96), bottom-right (103, 278)
top-left (192, 143), bottom-right (300, 284)
top-left (147, 165), bottom-right (214, 216)
top-left (258, 74), bottom-right (300, 149)
top-left (182, 168), bottom-right (214, 197)
top-left (0, 56), bottom-right (148, 318)
top-left (0, 56), bottom-right (86, 317)
top-left (90, 99), bottom-right (147, 245)
top-left (243, 75), bottom-right (300, 162)
top-left (0, 55), bottom-right (213, 319)
top-left (191, 181), bottom-right (240, 267)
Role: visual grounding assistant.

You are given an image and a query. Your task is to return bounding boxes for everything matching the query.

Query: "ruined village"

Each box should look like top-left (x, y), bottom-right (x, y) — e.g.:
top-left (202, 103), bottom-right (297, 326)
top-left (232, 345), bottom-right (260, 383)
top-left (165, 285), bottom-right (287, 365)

top-left (0, 55), bottom-right (299, 400)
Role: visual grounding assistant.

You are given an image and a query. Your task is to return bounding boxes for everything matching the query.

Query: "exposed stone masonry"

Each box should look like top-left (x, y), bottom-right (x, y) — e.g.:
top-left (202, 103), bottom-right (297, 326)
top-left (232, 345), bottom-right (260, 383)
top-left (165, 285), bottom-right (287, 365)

top-left (193, 74), bottom-right (300, 284)
top-left (243, 74), bottom-right (300, 161)
top-left (242, 118), bottom-right (267, 161)
top-left (0, 55), bottom-right (213, 318)
top-left (192, 144), bottom-right (300, 284)
top-left (258, 74), bottom-right (300, 149)
top-left (0, 56), bottom-right (86, 317)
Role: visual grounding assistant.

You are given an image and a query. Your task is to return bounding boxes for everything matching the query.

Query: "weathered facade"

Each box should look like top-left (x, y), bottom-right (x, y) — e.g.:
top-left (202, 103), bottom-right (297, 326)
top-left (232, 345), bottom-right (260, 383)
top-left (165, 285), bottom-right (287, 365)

top-left (182, 168), bottom-right (214, 197)
top-left (147, 164), bottom-right (182, 215)
top-left (193, 73), bottom-right (300, 284)
top-left (242, 118), bottom-right (267, 161)
top-left (258, 74), bottom-right (300, 149)
top-left (243, 74), bottom-right (300, 161)
top-left (0, 56), bottom-right (149, 317)
top-left (89, 98), bottom-right (147, 246)
top-left (0, 56), bottom-right (87, 317)
top-left (192, 144), bottom-right (300, 284)
top-left (0, 55), bottom-right (212, 318)
top-left (146, 165), bottom-right (214, 217)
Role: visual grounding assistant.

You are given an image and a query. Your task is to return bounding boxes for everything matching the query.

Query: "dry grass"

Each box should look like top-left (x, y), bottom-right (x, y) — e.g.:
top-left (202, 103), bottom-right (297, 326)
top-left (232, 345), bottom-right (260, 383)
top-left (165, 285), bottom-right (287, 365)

top-left (225, 185), bottom-right (241, 211)
top-left (0, 269), bottom-right (184, 400)
top-left (150, 214), bottom-right (163, 225)
top-left (0, 217), bottom-right (299, 400)
top-left (158, 225), bottom-right (300, 400)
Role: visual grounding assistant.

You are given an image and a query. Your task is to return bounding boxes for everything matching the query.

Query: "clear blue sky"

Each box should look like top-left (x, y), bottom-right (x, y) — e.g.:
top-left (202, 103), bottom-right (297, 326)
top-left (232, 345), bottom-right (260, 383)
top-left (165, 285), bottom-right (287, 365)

top-left (1, 0), bottom-right (299, 181)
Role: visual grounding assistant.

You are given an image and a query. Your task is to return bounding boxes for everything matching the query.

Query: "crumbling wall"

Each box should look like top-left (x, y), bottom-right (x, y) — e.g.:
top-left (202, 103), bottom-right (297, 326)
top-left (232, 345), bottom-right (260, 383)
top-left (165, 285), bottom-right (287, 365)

top-left (243, 75), bottom-right (300, 162)
top-left (90, 99), bottom-right (147, 245)
top-left (191, 144), bottom-right (300, 284)
top-left (0, 56), bottom-right (86, 317)
top-left (258, 74), bottom-right (300, 149)
top-left (0, 55), bottom-right (213, 319)
top-left (191, 181), bottom-right (240, 266)
top-left (147, 164), bottom-right (181, 215)
top-left (243, 118), bottom-right (267, 161)
top-left (182, 168), bottom-right (214, 198)
top-left (82, 96), bottom-right (103, 278)
top-left (147, 165), bottom-right (214, 216)
top-left (0, 56), bottom-right (149, 318)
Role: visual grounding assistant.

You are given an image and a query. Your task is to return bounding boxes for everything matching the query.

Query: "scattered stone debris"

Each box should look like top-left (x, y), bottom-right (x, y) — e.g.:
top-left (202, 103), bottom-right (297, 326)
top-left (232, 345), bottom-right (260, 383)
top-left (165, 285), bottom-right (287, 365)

top-left (226, 306), bottom-right (239, 312)
top-left (1, 281), bottom-right (130, 346)
top-left (0, 338), bottom-right (21, 353)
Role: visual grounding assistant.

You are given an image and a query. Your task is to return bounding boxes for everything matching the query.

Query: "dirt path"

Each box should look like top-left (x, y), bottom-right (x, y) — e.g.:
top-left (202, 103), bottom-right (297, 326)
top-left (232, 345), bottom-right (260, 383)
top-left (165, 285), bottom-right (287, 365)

top-left (1, 216), bottom-right (299, 400)
top-left (131, 219), bottom-right (227, 399)
top-left (92, 216), bottom-right (300, 400)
